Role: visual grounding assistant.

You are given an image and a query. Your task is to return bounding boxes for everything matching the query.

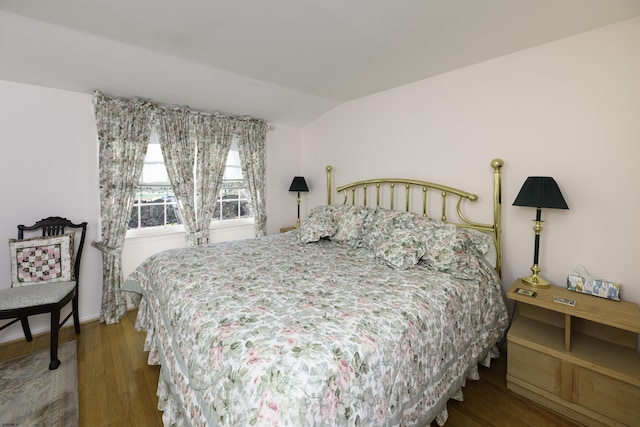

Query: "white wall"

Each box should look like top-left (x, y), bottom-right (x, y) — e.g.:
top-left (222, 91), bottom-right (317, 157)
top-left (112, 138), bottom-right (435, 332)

top-left (301, 17), bottom-right (640, 306)
top-left (265, 124), bottom-right (305, 234)
top-left (0, 80), bottom-right (302, 343)
top-left (0, 81), bottom-right (102, 341)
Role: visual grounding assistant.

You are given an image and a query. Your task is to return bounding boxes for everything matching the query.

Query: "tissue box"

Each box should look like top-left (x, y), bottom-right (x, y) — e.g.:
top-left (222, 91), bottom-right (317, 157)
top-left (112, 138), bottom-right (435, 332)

top-left (567, 274), bottom-right (621, 301)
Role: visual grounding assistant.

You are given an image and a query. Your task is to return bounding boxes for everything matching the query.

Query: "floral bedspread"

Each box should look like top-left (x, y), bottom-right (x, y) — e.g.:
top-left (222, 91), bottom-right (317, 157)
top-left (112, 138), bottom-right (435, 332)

top-left (124, 231), bottom-right (508, 426)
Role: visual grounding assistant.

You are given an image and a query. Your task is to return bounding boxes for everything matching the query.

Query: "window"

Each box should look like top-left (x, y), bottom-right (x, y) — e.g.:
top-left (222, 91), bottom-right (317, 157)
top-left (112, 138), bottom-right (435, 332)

top-left (128, 133), bottom-right (252, 231)
top-left (128, 136), bottom-right (182, 230)
top-left (212, 142), bottom-right (252, 221)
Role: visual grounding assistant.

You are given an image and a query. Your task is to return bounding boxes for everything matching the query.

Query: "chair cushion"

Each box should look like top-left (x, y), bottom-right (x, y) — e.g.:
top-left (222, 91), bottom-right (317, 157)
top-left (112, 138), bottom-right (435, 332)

top-left (0, 281), bottom-right (76, 310)
top-left (9, 234), bottom-right (75, 286)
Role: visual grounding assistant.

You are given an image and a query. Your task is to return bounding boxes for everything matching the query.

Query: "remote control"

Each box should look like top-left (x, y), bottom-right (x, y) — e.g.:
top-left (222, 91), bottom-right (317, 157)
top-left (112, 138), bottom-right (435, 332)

top-left (515, 287), bottom-right (536, 297)
top-left (553, 296), bottom-right (576, 307)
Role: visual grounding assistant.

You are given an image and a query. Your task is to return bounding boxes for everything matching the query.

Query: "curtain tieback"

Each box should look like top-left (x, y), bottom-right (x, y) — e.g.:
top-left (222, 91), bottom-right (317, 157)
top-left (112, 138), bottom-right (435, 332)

top-left (186, 230), bottom-right (209, 246)
top-left (91, 240), bottom-right (122, 255)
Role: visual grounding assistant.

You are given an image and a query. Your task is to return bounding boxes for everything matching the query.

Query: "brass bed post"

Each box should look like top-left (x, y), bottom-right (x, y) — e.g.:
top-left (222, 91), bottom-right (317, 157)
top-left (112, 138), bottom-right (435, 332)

top-left (491, 158), bottom-right (504, 277)
top-left (405, 184), bottom-right (411, 212)
top-left (390, 183), bottom-right (395, 210)
top-left (422, 187), bottom-right (428, 217)
top-left (326, 166), bottom-right (333, 205)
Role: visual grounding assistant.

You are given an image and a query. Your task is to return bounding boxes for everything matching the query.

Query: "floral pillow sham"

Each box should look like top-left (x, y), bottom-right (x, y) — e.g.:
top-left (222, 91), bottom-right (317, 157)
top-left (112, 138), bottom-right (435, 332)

top-left (298, 205), bottom-right (337, 243)
top-left (328, 205), bottom-right (373, 244)
top-left (373, 227), bottom-right (428, 269)
top-left (300, 205), bottom-right (494, 277)
top-left (359, 207), bottom-right (493, 275)
top-left (419, 222), bottom-right (492, 279)
top-left (361, 208), bottom-right (419, 249)
top-left (299, 205), bottom-right (373, 245)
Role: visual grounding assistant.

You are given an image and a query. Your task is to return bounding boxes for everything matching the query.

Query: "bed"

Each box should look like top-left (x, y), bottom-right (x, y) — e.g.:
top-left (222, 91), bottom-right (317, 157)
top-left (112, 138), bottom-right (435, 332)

top-left (123, 159), bottom-right (509, 426)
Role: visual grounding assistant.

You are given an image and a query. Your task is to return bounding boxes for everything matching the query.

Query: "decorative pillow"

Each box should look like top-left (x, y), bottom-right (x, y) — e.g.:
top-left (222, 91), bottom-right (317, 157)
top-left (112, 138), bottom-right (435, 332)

top-left (462, 227), bottom-right (498, 269)
top-left (464, 228), bottom-right (492, 258)
top-left (483, 242), bottom-right (497, 269)
top-left (328, 205), bottom-right (373, 245)
top-left (9, 233), bottom-right (75, 287)
top-left (362, 208), bottom-right (415, 249)
top-left (442, 252), bottom-right (483, 280)
top-left (361, 209), bottom-right (392, 249)
top-left (299, 205), bottom-right (337, 243)
top-left (420, 222), bottom-right (483, 277)
top-left (374, 227), bottom-right (428, 269)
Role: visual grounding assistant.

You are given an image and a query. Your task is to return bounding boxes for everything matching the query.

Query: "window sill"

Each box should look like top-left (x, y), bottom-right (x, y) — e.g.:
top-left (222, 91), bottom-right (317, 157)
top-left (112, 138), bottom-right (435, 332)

top-left (126, 225), bottom-right (186, 240)
top-left (125, 218), bottom-right (255, 240)
top-left (211, 217), bottom-right (255, 229)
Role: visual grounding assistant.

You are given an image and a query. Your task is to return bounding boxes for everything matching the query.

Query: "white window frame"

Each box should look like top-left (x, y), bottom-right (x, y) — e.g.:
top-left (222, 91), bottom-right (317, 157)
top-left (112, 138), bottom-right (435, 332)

top-left (126, 134), bottom-right (254, 239)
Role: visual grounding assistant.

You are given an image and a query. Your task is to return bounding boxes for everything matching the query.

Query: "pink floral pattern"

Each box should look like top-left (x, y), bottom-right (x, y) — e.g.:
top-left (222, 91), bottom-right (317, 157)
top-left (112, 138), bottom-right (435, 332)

top-left (9, 233), bottom-right (75, 285)
top-left (420, 222), bottom-right (492, 279)
top-left (125, 231), bottom-right (508, 426)
top-left (94, 92), bottom-right (155, 324)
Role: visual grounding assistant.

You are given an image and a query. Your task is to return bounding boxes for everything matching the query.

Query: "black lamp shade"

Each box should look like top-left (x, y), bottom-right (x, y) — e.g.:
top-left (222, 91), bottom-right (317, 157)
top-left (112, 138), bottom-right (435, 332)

top-left (289, 176), bottom-right (309, 192)
top-left (513, 177), bottom-right (568, 210)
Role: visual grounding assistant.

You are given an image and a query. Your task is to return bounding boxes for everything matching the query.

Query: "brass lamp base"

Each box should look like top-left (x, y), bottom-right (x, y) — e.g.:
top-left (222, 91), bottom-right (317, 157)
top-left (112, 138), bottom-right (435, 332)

top-left (295, 197), bottom-right (302, 227)
top-left (520, 264), bottom-right (550, 288)
top-left (520, 274), bottom-right (550, 288)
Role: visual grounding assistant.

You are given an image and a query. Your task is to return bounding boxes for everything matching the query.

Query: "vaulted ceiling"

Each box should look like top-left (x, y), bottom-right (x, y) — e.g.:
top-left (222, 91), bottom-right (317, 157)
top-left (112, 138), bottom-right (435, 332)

top-left (1, 0), bottom-right (639, 126)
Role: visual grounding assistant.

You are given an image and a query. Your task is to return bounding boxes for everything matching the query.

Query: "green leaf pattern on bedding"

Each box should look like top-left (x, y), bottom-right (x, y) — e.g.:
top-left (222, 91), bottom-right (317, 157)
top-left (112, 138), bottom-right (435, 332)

top-left (126, 231), bottom-right (508, 426)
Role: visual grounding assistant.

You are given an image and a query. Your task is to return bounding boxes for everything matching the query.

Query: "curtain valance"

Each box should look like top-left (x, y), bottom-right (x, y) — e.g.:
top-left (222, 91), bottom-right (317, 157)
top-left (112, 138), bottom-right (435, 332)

top-left (93, 91), bottom-right (268, 130)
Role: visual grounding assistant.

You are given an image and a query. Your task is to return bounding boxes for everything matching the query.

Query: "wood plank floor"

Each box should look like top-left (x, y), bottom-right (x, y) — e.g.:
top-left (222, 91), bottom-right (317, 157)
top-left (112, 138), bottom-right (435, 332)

top-left (0, 310), bottom-right (581, 426)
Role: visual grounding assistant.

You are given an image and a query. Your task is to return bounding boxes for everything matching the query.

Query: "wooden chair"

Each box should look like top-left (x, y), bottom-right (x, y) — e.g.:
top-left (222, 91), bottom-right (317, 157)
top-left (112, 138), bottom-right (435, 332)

top-left (0, 216), bottom-right (87, 369)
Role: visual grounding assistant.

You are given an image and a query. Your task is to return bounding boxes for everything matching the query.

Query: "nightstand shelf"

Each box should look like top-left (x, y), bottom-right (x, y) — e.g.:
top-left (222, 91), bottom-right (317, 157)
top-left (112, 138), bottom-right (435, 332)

top-left (506, 279), bottom-right (640, 426)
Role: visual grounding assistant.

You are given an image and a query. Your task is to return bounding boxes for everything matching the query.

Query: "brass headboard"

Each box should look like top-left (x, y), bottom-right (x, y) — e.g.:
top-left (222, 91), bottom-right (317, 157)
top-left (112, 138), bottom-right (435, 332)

top-left (326, 159), bottom-right (504, 276)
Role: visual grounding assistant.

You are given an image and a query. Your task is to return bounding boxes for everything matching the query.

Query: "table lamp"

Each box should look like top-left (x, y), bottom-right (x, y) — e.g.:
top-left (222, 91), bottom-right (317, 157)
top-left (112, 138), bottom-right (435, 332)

top-left (289, 176), bottom-right (309, 227)
top-left (513, 176), bottom-right (568, 288)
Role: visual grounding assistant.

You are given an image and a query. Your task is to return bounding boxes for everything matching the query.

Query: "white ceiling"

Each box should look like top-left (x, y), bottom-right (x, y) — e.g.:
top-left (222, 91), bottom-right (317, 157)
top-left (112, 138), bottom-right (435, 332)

top-left (1, 0), bottom-right (640, 126)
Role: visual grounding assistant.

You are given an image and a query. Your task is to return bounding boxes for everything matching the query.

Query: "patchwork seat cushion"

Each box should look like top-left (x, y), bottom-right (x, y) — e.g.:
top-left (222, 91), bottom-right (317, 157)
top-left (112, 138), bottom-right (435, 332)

top-left (0, 281), bottom-right (76, 311)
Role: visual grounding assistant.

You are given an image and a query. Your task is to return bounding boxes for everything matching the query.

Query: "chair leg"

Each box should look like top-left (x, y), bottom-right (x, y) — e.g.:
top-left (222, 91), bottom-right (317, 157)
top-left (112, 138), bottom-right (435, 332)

top-left (49, 309), bottom-right (61, 370)
top-left (20, 317), bottom-right (33, 342)
top-left (72, 294), bottom-right (81, 334)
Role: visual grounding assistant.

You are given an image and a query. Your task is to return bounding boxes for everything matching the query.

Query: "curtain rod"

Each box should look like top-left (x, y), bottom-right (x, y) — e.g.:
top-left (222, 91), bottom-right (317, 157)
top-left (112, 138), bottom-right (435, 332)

top-left (93, 90), bottom-right (269, 126)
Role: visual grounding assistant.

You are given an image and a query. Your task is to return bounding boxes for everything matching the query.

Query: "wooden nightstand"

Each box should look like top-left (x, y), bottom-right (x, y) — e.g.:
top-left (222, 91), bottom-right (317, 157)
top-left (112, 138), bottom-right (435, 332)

top-left (279, 225), bottom-right (297, 233)
top-left (506, 279), bottom-right (640, 426)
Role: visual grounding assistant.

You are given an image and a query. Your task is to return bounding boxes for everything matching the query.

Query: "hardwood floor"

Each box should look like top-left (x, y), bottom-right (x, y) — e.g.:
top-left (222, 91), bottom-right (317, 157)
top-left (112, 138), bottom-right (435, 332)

top-left (0, 311), bottom-right (581, 427)
top-left (0, 310), bottom-right (163, 426)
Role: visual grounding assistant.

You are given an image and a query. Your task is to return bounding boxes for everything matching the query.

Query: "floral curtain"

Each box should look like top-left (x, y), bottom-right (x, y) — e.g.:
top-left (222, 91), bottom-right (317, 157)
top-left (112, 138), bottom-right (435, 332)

top-left (158, 111), bottom-right (233, 245)
top-left (93, 92), bottom-right (155, 324)
top-left (237, 120), bottom-right (268, 236)
top-left (93, 91), bottom-right (264, 323)
top-left (189, 114), bottom-right (234, 245)
top-left (157, 109), bottom-right (200, 244)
